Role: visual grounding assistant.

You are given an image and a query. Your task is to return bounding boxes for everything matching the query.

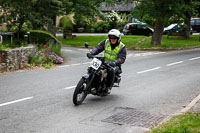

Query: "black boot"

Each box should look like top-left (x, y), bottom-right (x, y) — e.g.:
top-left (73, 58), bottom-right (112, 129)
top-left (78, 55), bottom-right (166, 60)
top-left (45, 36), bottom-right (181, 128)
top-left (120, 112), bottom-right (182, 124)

top-left (105, 87), bottom-right (111, 94)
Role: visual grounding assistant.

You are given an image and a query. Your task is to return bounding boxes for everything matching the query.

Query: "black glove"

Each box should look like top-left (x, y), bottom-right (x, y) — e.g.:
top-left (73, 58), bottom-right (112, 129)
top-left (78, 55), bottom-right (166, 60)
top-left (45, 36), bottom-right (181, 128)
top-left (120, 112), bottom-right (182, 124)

top-left (109, 61), bottom-right (117, 67)
top-left (87, 52), bottom-right (93, 59)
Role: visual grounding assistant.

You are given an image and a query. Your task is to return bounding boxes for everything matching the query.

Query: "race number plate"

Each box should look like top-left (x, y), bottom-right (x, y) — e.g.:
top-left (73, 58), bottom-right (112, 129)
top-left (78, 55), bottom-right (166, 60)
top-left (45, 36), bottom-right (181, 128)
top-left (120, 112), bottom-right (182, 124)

top-left (90, 58), bottom-right (102, 70)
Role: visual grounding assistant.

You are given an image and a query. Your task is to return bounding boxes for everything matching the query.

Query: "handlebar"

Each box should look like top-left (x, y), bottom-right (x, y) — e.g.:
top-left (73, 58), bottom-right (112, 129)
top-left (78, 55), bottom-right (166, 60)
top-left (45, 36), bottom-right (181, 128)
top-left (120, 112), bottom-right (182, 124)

top-left (87, 55), bottom-right (112, 67)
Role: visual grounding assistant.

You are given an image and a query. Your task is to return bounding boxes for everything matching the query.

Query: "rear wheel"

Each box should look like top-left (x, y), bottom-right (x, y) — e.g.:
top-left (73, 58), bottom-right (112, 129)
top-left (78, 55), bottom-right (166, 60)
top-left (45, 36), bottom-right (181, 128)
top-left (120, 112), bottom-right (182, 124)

top-left (73, 78), bottom-right (88, 105)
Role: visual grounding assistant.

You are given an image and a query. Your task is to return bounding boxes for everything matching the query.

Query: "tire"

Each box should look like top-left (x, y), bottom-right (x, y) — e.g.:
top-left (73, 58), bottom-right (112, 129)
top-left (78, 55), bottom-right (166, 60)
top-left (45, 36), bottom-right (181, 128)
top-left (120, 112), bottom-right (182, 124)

top-left (73, 78), bottom-right (88, 105)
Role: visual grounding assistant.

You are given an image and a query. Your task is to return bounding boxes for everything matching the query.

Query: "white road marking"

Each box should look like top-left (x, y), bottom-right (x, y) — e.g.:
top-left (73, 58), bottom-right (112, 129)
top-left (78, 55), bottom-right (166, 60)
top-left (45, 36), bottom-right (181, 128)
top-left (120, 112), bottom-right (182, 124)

top-left (0, 97), bottom-right (33, 107)
top-left (82, 62), bottom-right (90, 64)
top-left (62, 49), bottom-right (73, 52)
top-left (58, 65), bottom-right (71, 68)
top-left (127, 54), bottom-right (133, 58)
top-left (78, 49), bottom-right (88, 51)
top-left (58, 63), bottom-right (86, 68)
top-left (70, 63), bottom-right (82, 66)
top-left (166, 61), bottom-right (184, 66)
top-left (137, 67), bottom-right (161, 74)
top-left (189, 57), bottom-right (200, 61)
top-left (63, 85), bottom-right (76, 90)
top-left (127, 52), bottom-right (165, 58)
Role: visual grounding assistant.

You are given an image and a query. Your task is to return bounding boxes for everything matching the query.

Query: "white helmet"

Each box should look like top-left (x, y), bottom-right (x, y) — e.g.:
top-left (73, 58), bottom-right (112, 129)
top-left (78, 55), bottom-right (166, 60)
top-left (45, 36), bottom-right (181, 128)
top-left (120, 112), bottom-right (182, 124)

top-left (108, 29), bottom-right (121, 43)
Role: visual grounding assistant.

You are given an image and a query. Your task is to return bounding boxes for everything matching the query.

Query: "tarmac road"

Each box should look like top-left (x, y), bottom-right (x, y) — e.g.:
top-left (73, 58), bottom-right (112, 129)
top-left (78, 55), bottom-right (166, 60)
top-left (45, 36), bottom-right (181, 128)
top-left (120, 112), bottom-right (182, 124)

top-left (0, 46), bottom-right (200, 133)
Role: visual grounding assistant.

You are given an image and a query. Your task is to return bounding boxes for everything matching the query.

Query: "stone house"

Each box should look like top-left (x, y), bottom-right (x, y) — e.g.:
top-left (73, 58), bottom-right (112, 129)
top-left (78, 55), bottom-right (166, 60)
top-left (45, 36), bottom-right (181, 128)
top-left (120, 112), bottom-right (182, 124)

top-left (56, 1), bottom-right (136, 30)
top-left (100, 2), bottom-right (136, 22)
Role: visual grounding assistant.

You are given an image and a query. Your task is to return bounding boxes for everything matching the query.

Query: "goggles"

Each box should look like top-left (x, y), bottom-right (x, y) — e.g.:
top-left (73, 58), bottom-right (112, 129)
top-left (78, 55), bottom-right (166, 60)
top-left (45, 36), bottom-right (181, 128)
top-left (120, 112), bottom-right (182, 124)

top-left (109, 35), bottom-right (118, 39)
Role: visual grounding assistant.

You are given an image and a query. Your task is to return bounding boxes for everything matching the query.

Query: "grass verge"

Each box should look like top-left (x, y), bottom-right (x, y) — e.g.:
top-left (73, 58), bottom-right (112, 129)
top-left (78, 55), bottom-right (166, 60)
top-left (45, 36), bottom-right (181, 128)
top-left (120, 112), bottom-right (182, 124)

top-left (60, 35), bottom-right (147, 48)
top-left (151, 112), bottom-right (200, 133)
top-left (138, 35), bottom-right (200, 50)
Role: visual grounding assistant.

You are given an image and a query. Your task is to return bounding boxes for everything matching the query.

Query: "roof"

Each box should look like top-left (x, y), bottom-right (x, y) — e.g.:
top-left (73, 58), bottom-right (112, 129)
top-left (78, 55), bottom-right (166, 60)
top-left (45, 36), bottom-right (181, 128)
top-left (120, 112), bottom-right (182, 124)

top-left (100, 2), bottom-right (135, 12)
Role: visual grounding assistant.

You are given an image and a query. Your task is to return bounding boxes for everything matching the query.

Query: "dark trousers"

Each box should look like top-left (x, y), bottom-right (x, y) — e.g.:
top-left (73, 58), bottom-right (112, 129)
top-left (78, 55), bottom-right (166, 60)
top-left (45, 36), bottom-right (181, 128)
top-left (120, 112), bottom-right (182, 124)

top-left (106, 66), bottom-right (122, 87)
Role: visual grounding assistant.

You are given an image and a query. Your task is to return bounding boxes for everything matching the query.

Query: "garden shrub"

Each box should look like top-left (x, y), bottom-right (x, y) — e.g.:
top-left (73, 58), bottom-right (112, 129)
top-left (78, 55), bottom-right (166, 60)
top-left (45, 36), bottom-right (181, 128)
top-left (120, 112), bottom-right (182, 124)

top-left (29, 30), bottom-right (63, 68)
top-left (104, 11), bottom-right (120, 29)
top-left (29, 30), bottom-right (62, 46)
top-left (59, 16), bottom-right (73, 32)
top-left (59, 16), bottom-right (74, 39)
top-left (29, 43), bottom-right (63, 68)
top-left (94, 21), bottom-right (110, 33)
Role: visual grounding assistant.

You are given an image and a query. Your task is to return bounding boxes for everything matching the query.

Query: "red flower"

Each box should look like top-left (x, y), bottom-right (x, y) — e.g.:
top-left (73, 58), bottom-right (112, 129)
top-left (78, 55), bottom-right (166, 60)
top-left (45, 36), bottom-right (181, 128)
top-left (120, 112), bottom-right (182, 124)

top-left (43, 43), bottom-right (48, 48)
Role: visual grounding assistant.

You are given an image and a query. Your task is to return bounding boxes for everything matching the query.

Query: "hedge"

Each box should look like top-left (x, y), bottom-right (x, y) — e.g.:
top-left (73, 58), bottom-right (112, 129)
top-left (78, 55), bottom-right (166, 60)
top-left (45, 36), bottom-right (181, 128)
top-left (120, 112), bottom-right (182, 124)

top-left (29, 30), bottom-right (62, 45)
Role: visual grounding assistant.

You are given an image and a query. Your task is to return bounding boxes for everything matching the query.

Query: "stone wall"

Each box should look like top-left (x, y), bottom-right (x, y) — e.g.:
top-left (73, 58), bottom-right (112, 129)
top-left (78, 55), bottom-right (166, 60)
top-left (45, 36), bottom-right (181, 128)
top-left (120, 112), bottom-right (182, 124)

top-left (0, 45), bottom-right (35, 72)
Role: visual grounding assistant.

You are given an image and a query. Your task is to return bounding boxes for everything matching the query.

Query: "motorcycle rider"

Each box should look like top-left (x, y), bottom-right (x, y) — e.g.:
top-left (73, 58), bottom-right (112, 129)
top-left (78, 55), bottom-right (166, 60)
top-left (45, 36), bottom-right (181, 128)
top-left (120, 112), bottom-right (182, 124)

top-left (87, 29), bottom-right (127, 94)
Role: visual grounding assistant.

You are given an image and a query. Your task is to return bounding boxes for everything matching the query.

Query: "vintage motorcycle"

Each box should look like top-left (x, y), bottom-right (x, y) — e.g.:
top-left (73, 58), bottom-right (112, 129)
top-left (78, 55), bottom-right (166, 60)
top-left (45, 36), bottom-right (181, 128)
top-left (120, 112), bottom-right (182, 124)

top-left (73, 43), bottom-right (121, 105)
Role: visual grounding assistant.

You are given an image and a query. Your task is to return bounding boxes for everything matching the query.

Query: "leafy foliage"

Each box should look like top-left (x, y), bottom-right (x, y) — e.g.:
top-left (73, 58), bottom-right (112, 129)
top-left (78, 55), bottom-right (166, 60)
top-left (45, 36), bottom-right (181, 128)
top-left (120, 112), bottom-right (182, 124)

top-left (0, 0), bottom-right (72, 35)
top-left (59, 16), bottom-right (73, 32)
top-left (93, 21), bottom-right (110, 33)
top-left (130, 0), bottom-right (200, 45)
top-left (29, 30), bottom-right (62, 45)
top-left (29, 43), bottom-right (63, 68)
top-left (71, 0), bottom-right (117, 30)
top-left (104, 10), bottom-right (120, 29)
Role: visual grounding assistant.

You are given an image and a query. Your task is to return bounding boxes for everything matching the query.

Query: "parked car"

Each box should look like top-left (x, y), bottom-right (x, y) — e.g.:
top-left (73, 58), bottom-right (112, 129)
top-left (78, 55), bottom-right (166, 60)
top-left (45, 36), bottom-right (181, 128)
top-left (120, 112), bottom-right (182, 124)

top-left (190, 18), bottom-right (200, 32)
top-left (123, 23), bottom-right (153, 36)
top-left (163, 23), bottom-right (193, 35)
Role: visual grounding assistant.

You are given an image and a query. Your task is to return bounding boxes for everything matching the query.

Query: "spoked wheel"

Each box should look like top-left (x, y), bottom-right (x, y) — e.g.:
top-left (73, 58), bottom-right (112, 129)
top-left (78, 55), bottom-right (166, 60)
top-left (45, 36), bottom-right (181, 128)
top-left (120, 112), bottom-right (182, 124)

top-left (73, 78), bottom-right (88, 105)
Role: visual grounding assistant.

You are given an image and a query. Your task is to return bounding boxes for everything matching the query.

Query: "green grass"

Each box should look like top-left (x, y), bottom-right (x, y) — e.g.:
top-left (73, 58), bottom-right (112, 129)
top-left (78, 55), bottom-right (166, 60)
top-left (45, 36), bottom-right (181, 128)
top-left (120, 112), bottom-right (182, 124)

top-left (0, 44), bottom-right (6, 49)
top-left (151, 112), bottom-right (200, 133)
top-left (138, 35), bottom-right (200, 50)
top-left (0, 41), bottom-right (29, 50)
top-left (60, 35), bottom-right (146, 48)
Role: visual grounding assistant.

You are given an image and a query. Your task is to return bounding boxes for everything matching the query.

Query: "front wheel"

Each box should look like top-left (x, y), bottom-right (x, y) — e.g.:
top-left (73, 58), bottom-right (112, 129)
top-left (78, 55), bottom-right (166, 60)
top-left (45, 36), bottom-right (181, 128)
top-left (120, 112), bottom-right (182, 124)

top-left (73, 78), bottom-right (88, 105)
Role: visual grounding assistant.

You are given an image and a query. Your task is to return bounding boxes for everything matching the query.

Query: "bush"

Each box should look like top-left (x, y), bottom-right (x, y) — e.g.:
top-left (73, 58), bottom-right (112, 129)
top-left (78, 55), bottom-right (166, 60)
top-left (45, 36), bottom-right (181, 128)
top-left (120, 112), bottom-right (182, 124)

top-left (59, 16), bottom-right (73, 32)
top-left (94, 21), bottom-right (110, 33)
top-left (104, 11), bottom-right (120, 29)
top-left (29, 30), bottom-right (62, 45)
top-left (28, 30), bottom-right (63, 68)
top-left (29, 43), bottom-right (64, 68)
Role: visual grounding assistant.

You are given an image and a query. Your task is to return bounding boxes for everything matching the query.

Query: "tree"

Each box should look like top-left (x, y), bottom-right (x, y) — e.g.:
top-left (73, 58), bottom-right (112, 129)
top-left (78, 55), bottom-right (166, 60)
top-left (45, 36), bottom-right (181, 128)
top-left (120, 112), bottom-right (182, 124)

top-left (0, 0), bottom-right (122, 38)
top-left (31, 0), bottom-right (72, 36)
top-left (131, 0), bottom-right (200, 45)
top-left (131, 0), bottom-right (184, 45)
top-left (180, 0), bottom-right (200, 38)
top-left (0, 0), bottom-right (72, 37)
top-left (70, 0), bottom-right (114, 30)
top-left (0, 0), bottom-right (33, 39)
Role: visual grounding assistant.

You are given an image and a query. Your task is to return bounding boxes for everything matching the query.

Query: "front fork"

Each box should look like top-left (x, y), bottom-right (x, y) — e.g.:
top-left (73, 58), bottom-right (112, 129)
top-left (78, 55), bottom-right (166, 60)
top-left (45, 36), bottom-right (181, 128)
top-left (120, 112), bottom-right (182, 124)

top-left (82, 69), bottom-right (96, 93)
